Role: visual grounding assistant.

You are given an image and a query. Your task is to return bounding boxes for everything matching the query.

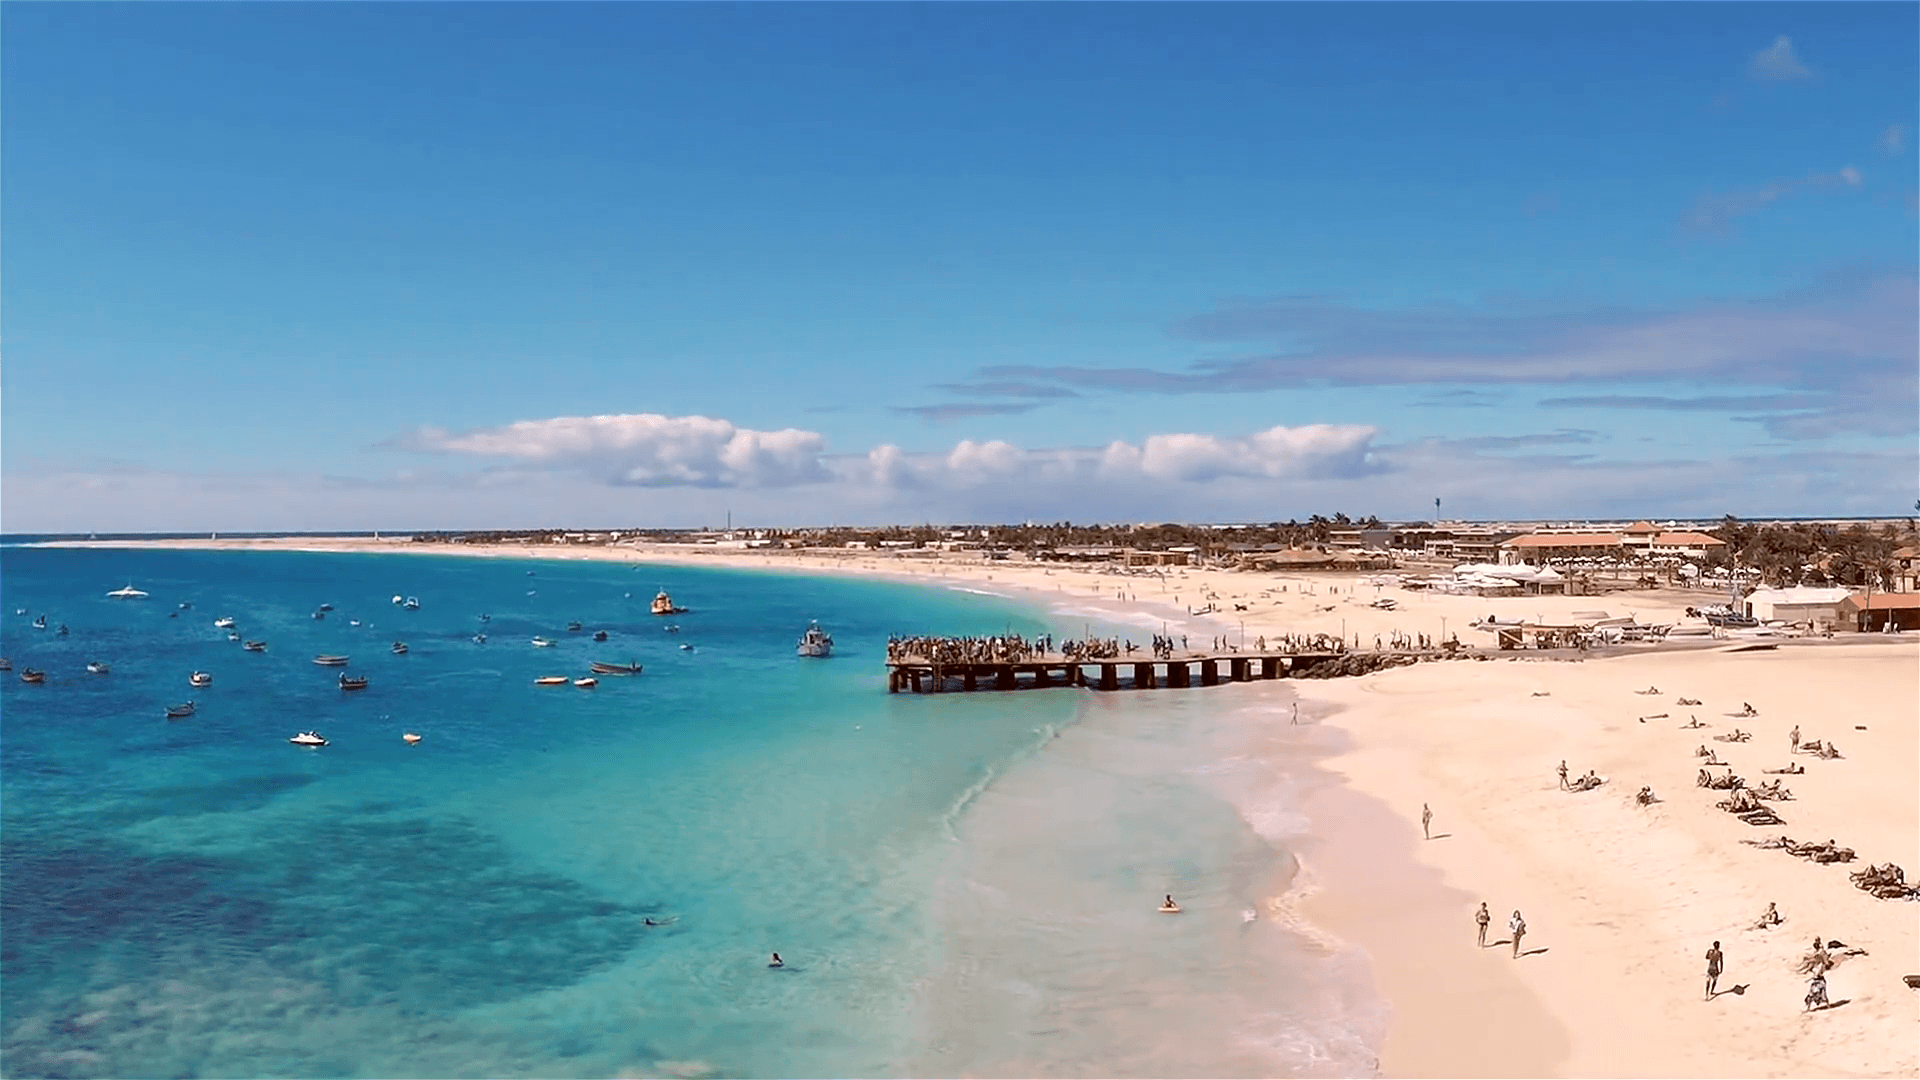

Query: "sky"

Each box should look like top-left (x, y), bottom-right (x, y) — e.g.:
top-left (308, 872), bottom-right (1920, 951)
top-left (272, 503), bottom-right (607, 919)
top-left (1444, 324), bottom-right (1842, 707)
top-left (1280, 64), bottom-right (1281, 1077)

top-left (3, 3), bottom-right (1915, 532)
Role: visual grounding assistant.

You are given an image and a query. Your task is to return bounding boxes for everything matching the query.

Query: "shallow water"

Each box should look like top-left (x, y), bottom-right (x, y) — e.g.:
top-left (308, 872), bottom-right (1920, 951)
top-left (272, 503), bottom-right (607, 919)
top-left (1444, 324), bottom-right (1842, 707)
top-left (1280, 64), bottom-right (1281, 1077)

top-left (1, 547), bottom-right (1384, 1078)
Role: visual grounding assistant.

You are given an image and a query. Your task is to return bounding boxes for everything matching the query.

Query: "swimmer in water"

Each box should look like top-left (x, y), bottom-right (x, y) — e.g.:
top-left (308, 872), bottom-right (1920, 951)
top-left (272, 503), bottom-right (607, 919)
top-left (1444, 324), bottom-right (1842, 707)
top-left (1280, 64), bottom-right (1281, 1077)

top-left (769, 953), bottom-right (784, 968)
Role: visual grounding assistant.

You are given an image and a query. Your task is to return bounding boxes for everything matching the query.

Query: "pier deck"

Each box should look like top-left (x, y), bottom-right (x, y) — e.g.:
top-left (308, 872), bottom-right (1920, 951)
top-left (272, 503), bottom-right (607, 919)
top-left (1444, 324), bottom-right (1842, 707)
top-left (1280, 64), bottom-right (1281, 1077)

top-left (885, 649), bottom-right (1436, 693)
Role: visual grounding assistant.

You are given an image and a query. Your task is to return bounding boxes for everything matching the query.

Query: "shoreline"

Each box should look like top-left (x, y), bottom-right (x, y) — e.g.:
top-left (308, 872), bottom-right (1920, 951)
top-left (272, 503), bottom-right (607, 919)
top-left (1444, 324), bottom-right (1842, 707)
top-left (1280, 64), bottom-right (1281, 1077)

top-left (20, 536), bottom-right (1918, 1077)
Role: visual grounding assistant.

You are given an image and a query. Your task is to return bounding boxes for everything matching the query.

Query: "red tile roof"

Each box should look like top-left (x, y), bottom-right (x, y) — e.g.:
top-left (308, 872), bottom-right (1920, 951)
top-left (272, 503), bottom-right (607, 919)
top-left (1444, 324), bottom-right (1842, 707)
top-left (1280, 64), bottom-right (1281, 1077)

top-left (1846, 593), bottom-right (1920, 610)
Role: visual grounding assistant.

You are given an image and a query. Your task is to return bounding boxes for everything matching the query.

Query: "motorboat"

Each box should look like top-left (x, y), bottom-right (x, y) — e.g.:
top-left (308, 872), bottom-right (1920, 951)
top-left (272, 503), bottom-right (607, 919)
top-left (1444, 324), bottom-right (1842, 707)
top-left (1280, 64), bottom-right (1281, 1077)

top-left (392, 595), bottom-right (405, 606)
top-left (573, 677), bottom-right (598, 688)
top-left (227, 631), bottom-right (241, 641)
top-left (567, 621), bottom-right (584, 632)
top-left (391, 641), bottom-right (409, 655)
top-left (86, 662), bottom-right (111, 675)
top-left (339, 674), bottom-right (369, 691)
top-left (0, 657), bottom-right (11, 671)
top-left (473, 633), bottom-right (488, 644)
top-left (189, 671), bottom-right (213, 687)
top-left (534, 675), bottom-right (570, 685)
top-left (679, 643), bottom-right (695, 652)
top-left (531, 637), bottom-right (556, 648)
top-left (178, 602), bottom-right (192, 610)
top-left (797, 621), bottom-right (834, 658)
top-left (32, 615), bottom-right (47, 629)
top-left (592, 630), bottom-right (609, 642)
top-left (243, 640), bottom-right (267, 652)
top-left (313, 610), bottom-right (327, 620)
top-left (403, 597), bottom-right (420, 610)
top-left (313, 655), bottom-right (350, 666)
top-left (290, 731), bottom-right (328, 747)
top-left (20, 669), bottom-right (46, 684)
top-left (651, 590), bottom-right (687, 616)
top-left (402, 732), bottom-right (423, 744)
top-left (318, 603), bottom-right (334, 612)
top-left (107, 584), bottom-right (149, 599)
top-left (349, 619), bottom-right (361, 627)
top-left (214, 617), bottom-right (236, 629)
top-left (165, 702), bottom-right (196, 718)
top-left (590, 661), bottom-right (643, 675)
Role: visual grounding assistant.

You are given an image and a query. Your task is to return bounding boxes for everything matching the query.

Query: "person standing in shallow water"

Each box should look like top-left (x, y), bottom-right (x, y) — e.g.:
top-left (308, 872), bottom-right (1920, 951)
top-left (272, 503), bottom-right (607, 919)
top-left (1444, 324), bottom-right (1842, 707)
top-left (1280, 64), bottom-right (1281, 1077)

top-left (1705, 941), bottom-right (1724, 999)
top-left (1475, 902), bottom-right (1491, 947)
top-left (1422, 803), bottom-right (1433, 840)
top-left (1509, 910), bottom-right (1527, 958)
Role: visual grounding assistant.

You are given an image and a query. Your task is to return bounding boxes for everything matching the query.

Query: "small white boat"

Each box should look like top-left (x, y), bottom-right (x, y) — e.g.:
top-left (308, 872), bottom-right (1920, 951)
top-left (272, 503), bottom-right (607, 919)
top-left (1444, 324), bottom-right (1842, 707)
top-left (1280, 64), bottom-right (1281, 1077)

top-left (391, 641), bottom-right (409, 655)
top-left (573, 677), bottom-right (598, 688)
top-left (189, 671), bottom-right (213, 687)
top-left (797, 621), bottom-right (834, 658)
top-left (534, 675), bottom-right (569, 685)
top-left (313, 655), bottom-right (350, 667)
top-left (402, 732), bottom-right (423, 745)
top-left (403, 597), bottom-right (420, 610)
top-left (392, 595), bottom-right (405, 606)
top-left (165, 702), bottom-right (195, 718)
top-left (243, 640), bottom-right (267, 652)
top-left (679, 643), bottom-right (695, 652)
top-left (1158, 898), bottom-right (1183, 914)
top-left (227, 631), bottom-right (241, 641)
top-left (32, 615), bottom-right (48, 629)
top-left (106, 584), bottom-right (149, 599)
top-left (87, 662), bottom-right (111, 675)
top-left (213, 617), bottom-right (236, 629)
top-left (531, 637), bottom-right (556, 648)
top-left (349, 619), bottom-right (361, 627)
top-left (473, 633), bottom-right (488, 644)
top-left (290, 731), bottom-right (328, 747)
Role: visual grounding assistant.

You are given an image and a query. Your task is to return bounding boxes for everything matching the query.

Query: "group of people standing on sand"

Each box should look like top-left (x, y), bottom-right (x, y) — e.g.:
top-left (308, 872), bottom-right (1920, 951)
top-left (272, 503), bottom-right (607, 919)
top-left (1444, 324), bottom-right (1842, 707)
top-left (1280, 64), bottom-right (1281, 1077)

top-left (1473, 902), bottom-right (1530, 958)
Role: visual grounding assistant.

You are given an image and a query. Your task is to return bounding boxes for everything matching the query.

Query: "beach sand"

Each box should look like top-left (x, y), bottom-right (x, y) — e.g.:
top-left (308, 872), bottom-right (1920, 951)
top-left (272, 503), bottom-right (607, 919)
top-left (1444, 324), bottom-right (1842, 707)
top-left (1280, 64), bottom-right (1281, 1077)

top-left (40, 536), bottom-right (1920, 1077)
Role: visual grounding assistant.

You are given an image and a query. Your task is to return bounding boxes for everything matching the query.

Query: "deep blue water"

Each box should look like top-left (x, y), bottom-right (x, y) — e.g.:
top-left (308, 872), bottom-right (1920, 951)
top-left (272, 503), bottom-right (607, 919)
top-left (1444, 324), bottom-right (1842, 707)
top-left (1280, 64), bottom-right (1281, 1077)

top-left (0, 547), bottom-right (1083, 1079)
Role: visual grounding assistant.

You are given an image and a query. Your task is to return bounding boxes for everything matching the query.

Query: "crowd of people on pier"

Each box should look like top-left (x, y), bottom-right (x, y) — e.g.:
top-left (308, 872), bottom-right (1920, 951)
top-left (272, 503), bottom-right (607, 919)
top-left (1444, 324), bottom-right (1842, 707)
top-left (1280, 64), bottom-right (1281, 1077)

top-left (886, 634), bottom-right (1040, 665)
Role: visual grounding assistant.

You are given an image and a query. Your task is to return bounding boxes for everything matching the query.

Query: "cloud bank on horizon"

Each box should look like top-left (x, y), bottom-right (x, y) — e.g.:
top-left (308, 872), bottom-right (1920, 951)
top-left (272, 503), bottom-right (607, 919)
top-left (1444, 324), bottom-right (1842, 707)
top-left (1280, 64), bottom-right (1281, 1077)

top-left (1, 9), bottom-right (1915, 532)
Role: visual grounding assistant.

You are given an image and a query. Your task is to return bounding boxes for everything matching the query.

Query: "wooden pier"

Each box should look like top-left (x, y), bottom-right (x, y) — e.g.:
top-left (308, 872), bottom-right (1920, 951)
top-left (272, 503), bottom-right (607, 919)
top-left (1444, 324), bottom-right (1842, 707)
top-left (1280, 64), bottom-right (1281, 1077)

top-left (885, 650), bottom-right (1413, 694)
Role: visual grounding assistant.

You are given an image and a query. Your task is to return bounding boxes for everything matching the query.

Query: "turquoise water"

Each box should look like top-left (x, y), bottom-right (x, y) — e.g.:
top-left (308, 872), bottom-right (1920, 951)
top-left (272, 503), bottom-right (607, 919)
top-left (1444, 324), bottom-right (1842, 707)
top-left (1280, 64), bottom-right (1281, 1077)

top-left (1, 547), bottom-right (1384, 1078)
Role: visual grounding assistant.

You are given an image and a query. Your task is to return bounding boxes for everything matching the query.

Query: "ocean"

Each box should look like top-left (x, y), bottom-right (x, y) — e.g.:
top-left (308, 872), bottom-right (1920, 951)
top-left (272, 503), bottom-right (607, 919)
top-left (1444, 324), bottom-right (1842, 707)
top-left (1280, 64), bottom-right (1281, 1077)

top-left (0, 546), bottom-right (1383, 1079)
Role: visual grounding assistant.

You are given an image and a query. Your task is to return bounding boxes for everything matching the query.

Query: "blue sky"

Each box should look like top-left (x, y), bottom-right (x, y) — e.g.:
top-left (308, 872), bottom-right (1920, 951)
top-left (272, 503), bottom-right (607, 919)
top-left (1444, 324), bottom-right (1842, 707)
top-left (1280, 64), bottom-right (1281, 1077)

top-left (4, 3), bottom-right (1914, 531)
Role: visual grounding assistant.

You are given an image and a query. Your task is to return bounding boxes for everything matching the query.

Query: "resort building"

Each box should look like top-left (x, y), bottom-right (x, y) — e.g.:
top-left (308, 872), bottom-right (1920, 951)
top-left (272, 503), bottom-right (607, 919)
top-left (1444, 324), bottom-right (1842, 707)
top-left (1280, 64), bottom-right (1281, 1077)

top-left (1498, 521), bottom-right (1725, 566)
top-left (1839, 592), bottom-right (1920, 632)
top-left (1891, 546), bottom-right (1920, 593)
top-left (1741, 585), bottom-right (1853, 628)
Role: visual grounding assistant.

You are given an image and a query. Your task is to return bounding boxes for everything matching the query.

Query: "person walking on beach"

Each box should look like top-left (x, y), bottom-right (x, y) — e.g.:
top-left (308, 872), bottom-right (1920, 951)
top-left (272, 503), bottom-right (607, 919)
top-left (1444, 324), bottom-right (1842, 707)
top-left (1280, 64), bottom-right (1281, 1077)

top-left (1508, 910), bottom-right (1527, 958)
top-left (1291, 703), bottom-right (1299, 725)
top-left (1704, 941), bottom-right (1724, 999)
top-left (1557, 760), bottom-right (1570, 790)
top-left (1421, 803), bottom-right (1433, 840)
top-left (1790, 725), bottom-right (1801, 753)
top-left (1475, 902), bottom-right (1491, 947)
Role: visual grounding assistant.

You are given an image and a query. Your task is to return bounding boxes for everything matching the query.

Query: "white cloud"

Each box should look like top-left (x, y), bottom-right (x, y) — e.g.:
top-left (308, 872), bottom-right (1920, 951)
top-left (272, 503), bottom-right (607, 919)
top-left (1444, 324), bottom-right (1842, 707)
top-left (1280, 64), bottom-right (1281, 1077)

top-left (1881, 124), bottom-right (1906, 155)
top-left (1749, 36), bottom-right (1812, 81)
top-left (405, 413), bottom-right (832, 488)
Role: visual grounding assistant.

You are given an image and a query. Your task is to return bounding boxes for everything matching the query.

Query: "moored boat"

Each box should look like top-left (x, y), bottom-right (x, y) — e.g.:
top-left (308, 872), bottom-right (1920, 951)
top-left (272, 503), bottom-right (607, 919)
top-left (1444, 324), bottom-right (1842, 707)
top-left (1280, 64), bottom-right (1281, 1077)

top-left (313, 655), bottom-right (350, 667)
top-left (290, 730), bottom-right (328, 746)
top-left (21, 669), bottom-right (46, 684)
top-left (107, 584), bottom-right (149, 599)
top-left (573, 677), bottom-right (598, 688)
top-left (165, 702), bottom-right (196, 718)
top-left (590, 661), bottom-right (643, 675)
top-left (32, 615), bottom-right (47, 629)
top-left (534, 675), bottom-right (570, 685)
top-left (391, 641), bottom-right (409, 655)
top-left (403, 597), bottom-right (420, 610)
top-left (592, 630), bottom-right (609, 642)
top-left (567, 621), bottom-right (584, 632)
top-left (243, 640), bottom-right (267, 652)
top-left (339, 673), bottom-right (369, 691)
top-left (531, 636), bottom-right (556, 648)
top-left (214, 617), bottom-right (236, 629)
top-left (86, 662), bottom-right (111, 675)
top-left (189, 671), bottom-right (213, 687)
top-left (0, 657), bottom-right (11, 671)
top-left (313, 610), bottom-right (327, 620)
top-left (402, 732), bottom-right (422, 744)
top-left (797, 621), bottom-right (834, 658)
top-left (651, 590), bottom-right (688, 616)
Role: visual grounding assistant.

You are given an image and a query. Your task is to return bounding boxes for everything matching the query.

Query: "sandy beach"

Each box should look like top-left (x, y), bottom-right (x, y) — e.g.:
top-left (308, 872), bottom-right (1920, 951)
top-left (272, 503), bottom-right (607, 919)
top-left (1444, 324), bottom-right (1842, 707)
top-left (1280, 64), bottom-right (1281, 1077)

top-left (35, 535), bottom-right (1919, 1077)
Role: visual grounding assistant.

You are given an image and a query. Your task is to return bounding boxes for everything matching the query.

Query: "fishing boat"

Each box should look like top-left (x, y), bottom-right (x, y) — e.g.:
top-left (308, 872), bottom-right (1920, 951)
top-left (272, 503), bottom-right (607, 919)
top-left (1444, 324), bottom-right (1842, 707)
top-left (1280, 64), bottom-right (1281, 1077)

top-left (592, 630), bottom-right (609, 642)
top-left (339, 674), bottom-right (369, 691)
top-left (567, 621), bottom-right (584, 632)
top-left (403, 732), bottom-right (423, 744)
top-left (107, 584), bottom-right (149, 599)
top-left (589, 661), bottom-right (643, 675)
top-left (313, 655), bottom-right (350, 667)
top-left (797, 621), bottom-right (834, 658)
top-left (391, 641), bottom-right (409, 655)
top-left (227, 631), bottom-right (241, 641)
top-left (86, 662), bottom-right (111, 675)
top-left (651, 590), bottom-right (687, 616)
top-left (20, 669), bottom-right (46, 684)
top-left (189, 671), bottom-right (213, 687)
top-left (403, 597), bottom-right (420, 610)
top-left (165, 702), bottom-right (196, 718)
top-left (531, 636), bottom-right (556, 648)
top-left (32, 615), bottom-right (47, 629)
top-left (573, 677), bottom-right (598, 688)
top-left (214, 617), bottom-right (236, 629)
top-left (0, 657), bottom-right (11, 671)
top-left (290, 731), bottom-right (328, 747)
top-left (243, 640), bottom-right (267, 652)
top-left (534, 675), bottom-right (570, 685)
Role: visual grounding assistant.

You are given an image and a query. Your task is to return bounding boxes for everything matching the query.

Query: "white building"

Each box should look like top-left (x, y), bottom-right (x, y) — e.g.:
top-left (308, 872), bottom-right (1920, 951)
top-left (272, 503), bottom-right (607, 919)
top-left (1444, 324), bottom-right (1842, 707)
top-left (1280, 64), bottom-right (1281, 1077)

top-left (1742, 585), bottom-right (1853, 627)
